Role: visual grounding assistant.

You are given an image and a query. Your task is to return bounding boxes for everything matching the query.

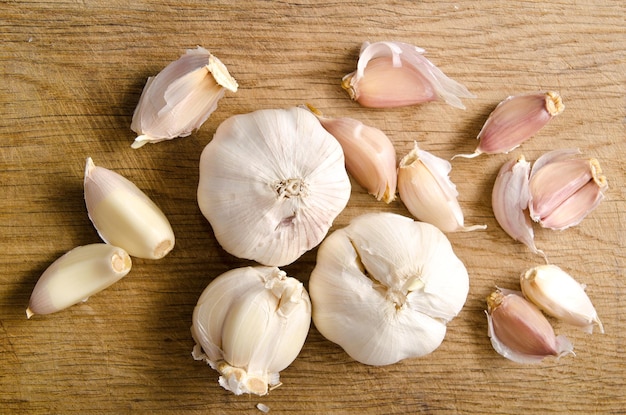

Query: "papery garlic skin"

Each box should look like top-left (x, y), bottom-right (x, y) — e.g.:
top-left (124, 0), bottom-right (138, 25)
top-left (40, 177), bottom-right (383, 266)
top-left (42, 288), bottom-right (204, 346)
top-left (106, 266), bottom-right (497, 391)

top-left (131, 46), bottom-right (238, 148)
top-left (397, 142), bottom-right (486, 232)
top-left (191, 266), bottom-right (311, 396)
top-left (521, 265), bottom-right (604, 334)
top-left (197, 107), bottom-right (351, 267)
top-left (309, 212), bottom-right (469, 366)
top-left (27, 244), bottom-right (132, 318)
top-left (342, 41), bottom-right (475, 110)
top-left (486, 289), bottom-right (574, 364)
top-left (84, 158), bottom-right (175, 259)
top-left (307, 105), bottom-right (397, 203)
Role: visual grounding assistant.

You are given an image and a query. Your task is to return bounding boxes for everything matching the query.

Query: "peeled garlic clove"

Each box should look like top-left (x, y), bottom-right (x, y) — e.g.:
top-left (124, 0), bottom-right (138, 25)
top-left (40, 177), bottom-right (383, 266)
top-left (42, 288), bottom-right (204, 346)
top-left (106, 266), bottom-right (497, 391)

top-left (342, 41), bottom-right (475, 110)
top-left (191, 266), bottom-right (311, 396)
top-left (307, 104), bottom-right (397, 203)
top-left (454, 92), bottom-right (564, 159)
top-left (309, 212), bottom-right (469, 366)
top-left (131, 46), bottom-right (238, 149)
top-left (486, 289), bottom-right (574, 364)
top-left (197, 107), bottom-right (351, 267)
top-left (84, 157), bottom-right (175, 259)
top-left (520, 264), bottom-right (604, 334)
top-left (528, 149), bottom-right (608, 230)
top-left (27, 244), bottom-right (132, 318)
top-left (397, 141), bottom-right (486, 232)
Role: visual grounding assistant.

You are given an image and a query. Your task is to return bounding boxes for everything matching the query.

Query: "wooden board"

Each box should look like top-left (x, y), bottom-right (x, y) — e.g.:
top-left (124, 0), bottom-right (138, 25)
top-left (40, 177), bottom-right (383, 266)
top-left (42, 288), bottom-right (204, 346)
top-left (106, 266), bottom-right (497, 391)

top-left (1, 1), bottom-right (625, 413)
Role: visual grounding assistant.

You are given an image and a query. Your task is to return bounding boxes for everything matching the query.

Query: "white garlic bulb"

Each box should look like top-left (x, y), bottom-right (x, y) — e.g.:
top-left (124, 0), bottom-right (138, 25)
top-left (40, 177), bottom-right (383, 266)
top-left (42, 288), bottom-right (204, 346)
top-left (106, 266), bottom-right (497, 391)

top-left (197, 107), bottom-right (351, 267)
top-left (191, 266), bottom-right (311, 396)
top-left (309, 212), bottom-right (469, 366)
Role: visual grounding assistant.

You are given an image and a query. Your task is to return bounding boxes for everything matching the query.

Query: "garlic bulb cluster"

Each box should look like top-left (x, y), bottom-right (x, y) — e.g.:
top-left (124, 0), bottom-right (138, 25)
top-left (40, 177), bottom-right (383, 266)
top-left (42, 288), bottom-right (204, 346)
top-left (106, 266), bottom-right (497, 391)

top-left (309, 212), bottom-right (469, 366)
top-left (197, 107), bottom-right (351, 267)
top-left (191, 266), bottom-right (311, 396)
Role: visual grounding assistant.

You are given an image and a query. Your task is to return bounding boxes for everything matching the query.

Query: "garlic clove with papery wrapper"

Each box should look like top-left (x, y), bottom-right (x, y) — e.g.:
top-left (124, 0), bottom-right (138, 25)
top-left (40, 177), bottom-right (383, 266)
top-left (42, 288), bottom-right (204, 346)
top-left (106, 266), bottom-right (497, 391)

top-left (309, 212), bottom-right (469, 366)
top-left (197, 107), bottom-right (351, 267)
top-left (130, 46), bottom-right (238, 149)
top-left (191, 266), bottom-right (311, 396)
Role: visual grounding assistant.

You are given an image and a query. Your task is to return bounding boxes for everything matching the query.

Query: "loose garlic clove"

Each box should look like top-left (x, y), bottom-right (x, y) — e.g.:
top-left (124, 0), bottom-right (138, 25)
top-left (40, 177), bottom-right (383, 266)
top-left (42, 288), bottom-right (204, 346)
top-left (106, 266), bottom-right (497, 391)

top-left (397, 142), bottom-right (486, 232)
top-left (306, 104), bottom-right (397, 203)
top-left (197, 107), bottom-right (351, 267)
top-left (520, 265), bottom-right (604, 334)
top-left (341, 41), bottom-right (475, 110)
top-left (84, 157), bottom-right (175, 259)
top-left (131, 46), bottom-right (238, 149)
top-left (309, 212), bottom-right (469, 366)
top-left (27, 244), bottom-right (132, 318)
top-left (453, 92), bottom-right (564, 159)
top-left (486, 289), bottom-right (574, 364)
top-left (191, 266), bottom-right (311, 396)
top-left (528, 149), bottom-right (608, 230)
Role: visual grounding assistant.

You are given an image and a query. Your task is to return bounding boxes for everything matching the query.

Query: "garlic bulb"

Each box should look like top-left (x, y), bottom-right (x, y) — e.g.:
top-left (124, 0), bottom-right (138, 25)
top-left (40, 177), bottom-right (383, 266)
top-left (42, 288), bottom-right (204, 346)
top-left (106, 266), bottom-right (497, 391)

top-left (84, 157), bottom-right (175, 259)
top-left (197, 107), bottom-right (351, 267)
top-left (27, 244), bottom-right (132, 318)
top-left (309, 212), bottom-right (469, 366)
top-left (191, 266), bottom-right (311, 396)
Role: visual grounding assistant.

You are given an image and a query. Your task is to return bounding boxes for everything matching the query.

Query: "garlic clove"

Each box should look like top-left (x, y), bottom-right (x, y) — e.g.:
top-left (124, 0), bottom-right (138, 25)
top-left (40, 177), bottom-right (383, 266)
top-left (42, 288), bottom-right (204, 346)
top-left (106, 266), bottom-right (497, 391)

top-left (84, 157), bottom-right (175, 259)
top-left (397, 142), bottom-right (486, 232)
top-left (342, 41), bottom-right (475, 110)
top-left (131, 46), bottom-right (238, 148)
top-left (520, 264), bottom-right (604, 334)
top-left (453, 91), bottom-right (564, 159)
top-left (306, 104), bottom-right (397, 203)
top-left (486, 289), bottom-right (574, 364)
top-left (27, 244), bottom-right (132, 318)
top-left (191, 266), bottom-right (311, 396)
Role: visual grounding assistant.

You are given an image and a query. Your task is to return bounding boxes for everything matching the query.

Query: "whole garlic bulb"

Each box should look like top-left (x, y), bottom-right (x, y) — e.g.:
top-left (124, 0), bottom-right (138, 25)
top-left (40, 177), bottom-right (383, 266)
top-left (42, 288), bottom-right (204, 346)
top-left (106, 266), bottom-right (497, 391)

top-left (309, 212), bottom-right (469, 366)
top-left (197, 107), bottom-right (351, 267)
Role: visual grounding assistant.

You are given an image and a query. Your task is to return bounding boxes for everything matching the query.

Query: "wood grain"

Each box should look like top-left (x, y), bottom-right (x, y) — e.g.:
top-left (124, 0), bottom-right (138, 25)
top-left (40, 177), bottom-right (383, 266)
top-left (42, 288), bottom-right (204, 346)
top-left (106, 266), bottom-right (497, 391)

top-left (1, 0), bottom-right (625, 413)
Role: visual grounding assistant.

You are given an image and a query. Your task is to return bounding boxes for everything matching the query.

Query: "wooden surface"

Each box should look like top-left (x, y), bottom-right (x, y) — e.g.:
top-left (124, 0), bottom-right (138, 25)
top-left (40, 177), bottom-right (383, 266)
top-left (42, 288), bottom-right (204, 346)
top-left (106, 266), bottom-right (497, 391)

top-left (1, 1), bottom-right (625, 414)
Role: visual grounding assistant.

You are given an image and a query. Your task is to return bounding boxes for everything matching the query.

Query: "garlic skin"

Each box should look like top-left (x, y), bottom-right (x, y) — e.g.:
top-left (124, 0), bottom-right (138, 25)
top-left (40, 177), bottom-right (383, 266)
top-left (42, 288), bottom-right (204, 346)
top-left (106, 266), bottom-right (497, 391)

top-left (307, 104), bottom-right (397, 203)
top-left (309, 212), bottom-right (469, 366)
top-left (197, 107), bottom-right (351, 267)
top-left (84, 157), bottom-right (175, 259)
top-left (529, 149), bottom-right (608, 230)
top-left (397, 142), bottom-right (486, 232)
top-left (191, 266), bottom-right (311, 396)
top-left (342, 41), bottom-right (475, 110)
top-left (486, 289), bottom-right (574, 364)
top-left (27, 244), bottom-right (132, 318)
top-left (520, 265), bottom-right (604, 334)
top-left (131, 46), bottom-right (238, 149)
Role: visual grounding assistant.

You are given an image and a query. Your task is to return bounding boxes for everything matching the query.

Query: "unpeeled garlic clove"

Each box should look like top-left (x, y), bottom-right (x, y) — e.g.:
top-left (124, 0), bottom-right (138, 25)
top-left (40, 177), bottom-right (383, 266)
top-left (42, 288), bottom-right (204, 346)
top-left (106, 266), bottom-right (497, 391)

top-left (131, 46), bottom-right (238, 149)
top-left (341, 41), bottom-right (475, 110)
top-left (84, 157), bottom-right (175, 259)
top-left (528, 149), bottom-right (608, 230)
top-left (397, 141), bottom-right (486, 232)
top-left (520, 264), bottom-right (604, 334)
top-left (454, 91), bottom-right (564, 159)
top-left (486, 289), bottom-right (574, 364)
top-left (27, 244), bottom-right (132, 318)
top-left (306, 104), bottom-right (397, 203)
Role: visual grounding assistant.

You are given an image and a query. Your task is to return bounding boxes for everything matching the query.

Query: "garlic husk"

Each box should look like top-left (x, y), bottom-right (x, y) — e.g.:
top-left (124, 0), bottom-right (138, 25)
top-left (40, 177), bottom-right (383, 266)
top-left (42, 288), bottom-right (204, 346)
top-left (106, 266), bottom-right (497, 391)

top-left (309, 212), bottom-right (469, 366)
top-left (306, 104), bottom-right (397, 203)
top-left (131, 46), bottom-right (238, 148)
top-left (397, 142), bottom-right (486, 232)
top-left (341, 41), bottom-right (475, 110)
top-left (84, 157), bottom-right (175, 259)
top-left (197, 107), bottom-right (351, 267)
top-left (191, 266), bottom-right (311, 396)
top-left (27, 243), bottom-right (132, 318)
top-left (520, 265), bottom-right (604, 334)
top-left (486, 289), bottom-right (574, 364)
